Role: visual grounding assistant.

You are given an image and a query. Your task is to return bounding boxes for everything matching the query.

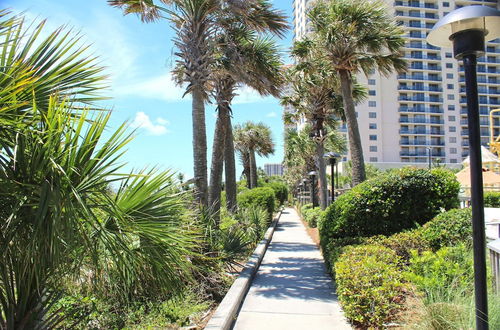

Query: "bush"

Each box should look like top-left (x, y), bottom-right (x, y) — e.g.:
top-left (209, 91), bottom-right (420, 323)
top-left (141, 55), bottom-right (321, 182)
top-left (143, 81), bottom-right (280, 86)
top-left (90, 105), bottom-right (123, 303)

top-left (237, 206), bottom-right (269, 240)
top-left (420, 207), bottom-right (472, 251)
top-left (238, 187), bottom-right (276, 220)
top-left (300, 203), bottom-right (313, 214)
top-left (320, 168), bottom-right (460, 241)
top-left (335, 245), bottom-right (407, 328)
top-left (405, 244), bottom-right (474, 300)
top-left (264, 182), bottom-right (288, 206)
top-left (365, 230), bottom-right (429, 264)
top-left (321, 237), bottom-right (366, 275)
top-left (302, 207), bottom-right (323, 228)
top-left (484, 191), bottom-right (500, 207)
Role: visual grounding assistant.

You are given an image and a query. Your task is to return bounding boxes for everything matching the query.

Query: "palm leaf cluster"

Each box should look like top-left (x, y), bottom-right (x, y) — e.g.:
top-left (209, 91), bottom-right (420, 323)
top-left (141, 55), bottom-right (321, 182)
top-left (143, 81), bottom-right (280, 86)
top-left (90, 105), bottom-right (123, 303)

top-left (0, 12), bottom-right (198, 329)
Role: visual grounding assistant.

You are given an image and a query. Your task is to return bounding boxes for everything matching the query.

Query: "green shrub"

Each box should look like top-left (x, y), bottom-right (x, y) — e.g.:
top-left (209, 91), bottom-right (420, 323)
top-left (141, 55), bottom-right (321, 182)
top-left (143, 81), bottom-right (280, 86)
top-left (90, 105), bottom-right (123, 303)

top-left (302, 207), bottom-right (323, 228)
top-left (335, 245), bottom-right (407, 328)
top-left (300, 203), bottom-right (313, 214)
top-left (484, 191), bottom-right (500, 207)
top-left (420, 208), bottom-right (472, 251)
top-left (320, 168), bottom-right (460, 241)
top-left (405, 244), bottom-right (474, 300)
top-left (237, 206), bottom-right (269, 240)
top-left (365, 230), bottom-right (429, 264)
top-left (238, 187), bottom-right (276, 220)
top-left (321, 237), bottom-right (365, 275)
top-left (264, 182), bottom-right (288, 206)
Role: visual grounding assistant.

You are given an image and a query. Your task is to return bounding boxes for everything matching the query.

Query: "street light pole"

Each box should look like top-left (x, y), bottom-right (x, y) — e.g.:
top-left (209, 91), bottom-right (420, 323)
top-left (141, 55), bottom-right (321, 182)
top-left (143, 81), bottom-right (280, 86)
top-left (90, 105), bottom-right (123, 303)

top-left (331, 158), bottom-right (335, 203)
top-left (427, 6), bottom-right (500, 329)
top-left (309, 171), bottom-right (317, 207)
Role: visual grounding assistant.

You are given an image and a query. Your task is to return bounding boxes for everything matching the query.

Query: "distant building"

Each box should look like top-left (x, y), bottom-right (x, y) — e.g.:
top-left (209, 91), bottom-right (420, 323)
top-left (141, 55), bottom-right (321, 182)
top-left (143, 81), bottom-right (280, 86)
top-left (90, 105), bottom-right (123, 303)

top-left (264, 163), bottom-right (284, 176)
top-left (290, 0), bottom-right (500, 167)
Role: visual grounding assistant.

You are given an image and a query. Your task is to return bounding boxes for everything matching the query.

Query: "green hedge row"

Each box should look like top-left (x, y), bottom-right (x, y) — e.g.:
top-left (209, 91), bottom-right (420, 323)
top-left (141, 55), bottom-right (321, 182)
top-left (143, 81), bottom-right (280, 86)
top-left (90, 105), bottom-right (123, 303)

top-left (263, 181), bottom-right (288, 206)
top-left (484, 191), bottom-right (500, 207)
top-left (299, 203), bottom-right (323, 228)
top-left (237, 187), bottom-right (276, 220)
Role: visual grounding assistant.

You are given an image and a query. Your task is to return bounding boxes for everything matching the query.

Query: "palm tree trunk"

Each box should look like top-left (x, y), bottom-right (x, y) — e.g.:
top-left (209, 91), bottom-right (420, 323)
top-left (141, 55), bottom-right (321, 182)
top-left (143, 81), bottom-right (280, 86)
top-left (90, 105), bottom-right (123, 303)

top-left (208, 107), bottom-right (226, 221)
top-left (224, 112), bottom-right (238, 212)
top-left (192, 88), bottom-right (208, 206)
top-left (249, 149), bottom-right (258, 188)
top-left (315, 142), bottom-right (328, 210)
top-left (242, 152), bottom-right (251, 188)
top-left (338, 69), bottom-right (366, 186)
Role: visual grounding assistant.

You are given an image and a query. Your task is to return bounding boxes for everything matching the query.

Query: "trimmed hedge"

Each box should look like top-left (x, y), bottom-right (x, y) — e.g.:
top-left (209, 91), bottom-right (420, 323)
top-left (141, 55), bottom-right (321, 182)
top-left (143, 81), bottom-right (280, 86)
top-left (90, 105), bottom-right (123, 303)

top-left (484, 191), bottom-right (500, 207)
top-left (319, 168), bottom-right (460, 241)
top-left (335, 245), bottom-right (406, 328)
top-left (302, 207), bottom-right (323, 228)
top-left (420, 207), bottom-right (472, 251)
top-left (238, 187), bottom-right (276, 220)
top-left (264, 182), bottom-right (288, 206)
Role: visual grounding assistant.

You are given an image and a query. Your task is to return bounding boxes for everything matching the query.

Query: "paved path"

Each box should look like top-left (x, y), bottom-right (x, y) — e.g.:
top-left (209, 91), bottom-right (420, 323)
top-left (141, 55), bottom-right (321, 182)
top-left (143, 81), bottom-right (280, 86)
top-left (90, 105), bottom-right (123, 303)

top-left (233, 207), bottom-right (351, 330)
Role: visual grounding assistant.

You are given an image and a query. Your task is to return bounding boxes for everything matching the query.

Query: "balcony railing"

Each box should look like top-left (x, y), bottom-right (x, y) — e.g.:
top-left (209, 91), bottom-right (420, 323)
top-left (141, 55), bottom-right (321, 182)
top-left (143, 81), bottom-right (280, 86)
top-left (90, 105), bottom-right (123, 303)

top-left (398, 96), bottom-right (443, 102)
top-left (399, 107), bottom-right (443, 114)
top-left (398, 74), bottom-right (442, 81)
top-left (406, 54), bottom-right (441, 60)
top-left (399, 129), bottom-right (444, 135)
top-left (400, 140), bottom-right (445, 146)
top-left (399, 118), bottom-right (444, 124)
top-left (400, 151), bottom-right (446, 157)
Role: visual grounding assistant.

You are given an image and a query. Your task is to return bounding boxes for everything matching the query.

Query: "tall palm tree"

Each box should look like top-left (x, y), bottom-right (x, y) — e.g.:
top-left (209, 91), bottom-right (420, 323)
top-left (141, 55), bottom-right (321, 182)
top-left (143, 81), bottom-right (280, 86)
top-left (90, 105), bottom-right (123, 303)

top-left (283, 39), bottom-right (366, 209)
top-left (234, 121), bottom-right (275, 189)
top-left (209, 32), bottom-right (286, 215)
top-left (307, 0), bottom-right (406, 186)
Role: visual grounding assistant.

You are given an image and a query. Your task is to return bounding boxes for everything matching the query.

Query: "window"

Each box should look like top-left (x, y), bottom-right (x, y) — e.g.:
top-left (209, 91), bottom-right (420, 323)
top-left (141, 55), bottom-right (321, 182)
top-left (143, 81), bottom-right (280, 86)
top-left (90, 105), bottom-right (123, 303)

top-left (369, 112), bottom-right (377, 119)
top-left (368, 79), bottom-right (376, 85)
top-left (355, 112), bottom-right (358, 118)
top-left (369, 157), bottom-right (378, 162)
top-left (449, 137), bottom-right (457, 143)
top-left (369, 123), bottom-right (377, 129)
top-left (446, 52), bottom-right (452, 58)
top-left (368, 101), bottom-right (376, 107)
top-left (369, 90), bottom-right (376, 96)
top-left (446, 63), bottom-right (453, 68)
top-left (443, 2), bottom-right (450, 7)
top-left (447, 84), bottom-right (453, 89)
top-left (450, 148), bottom-right (457, 154)
top-left (450, 159), bottom-right (458, 163)
top-left (449, 126), bottom-right (456, 132)
top-left (447, 94), bottom-right (455, 100)
top-left (448, 115), bottom-right (456, 121)
top-left (446, 73), bottom-right (454, 79)
top-left (369, 146), bottom-right (378, 152)
top-left (448, 105), bottom-right (455, 110)
top-left (369, 135), bottom-right (377, 141)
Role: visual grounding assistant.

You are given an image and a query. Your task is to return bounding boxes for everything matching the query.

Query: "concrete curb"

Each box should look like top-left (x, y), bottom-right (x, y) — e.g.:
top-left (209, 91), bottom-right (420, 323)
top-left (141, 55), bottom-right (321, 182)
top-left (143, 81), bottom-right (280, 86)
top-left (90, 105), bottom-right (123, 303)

top-left (204, 209), bottom-right (283, 330)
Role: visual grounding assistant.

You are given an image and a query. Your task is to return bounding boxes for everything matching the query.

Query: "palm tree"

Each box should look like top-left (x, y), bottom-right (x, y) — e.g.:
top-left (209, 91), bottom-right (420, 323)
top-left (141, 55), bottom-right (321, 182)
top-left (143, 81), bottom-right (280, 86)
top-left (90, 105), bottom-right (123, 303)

top-left (234, 121), bottom-right (275, 188)
top-left (209, 31), bottom-right (286, 215)
top-left (307, 0), bottom-right (406, 186)
top-left (282, 39), bottom-right (366, 209)
top-left (109, 0), bottom-right (287, 207)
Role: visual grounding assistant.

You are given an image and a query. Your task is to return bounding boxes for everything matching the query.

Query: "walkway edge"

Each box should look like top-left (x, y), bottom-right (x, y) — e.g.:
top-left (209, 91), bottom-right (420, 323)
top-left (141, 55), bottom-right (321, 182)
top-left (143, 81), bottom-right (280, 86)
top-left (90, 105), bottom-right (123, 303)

top-left (204, 209), bottom-right (283, 330)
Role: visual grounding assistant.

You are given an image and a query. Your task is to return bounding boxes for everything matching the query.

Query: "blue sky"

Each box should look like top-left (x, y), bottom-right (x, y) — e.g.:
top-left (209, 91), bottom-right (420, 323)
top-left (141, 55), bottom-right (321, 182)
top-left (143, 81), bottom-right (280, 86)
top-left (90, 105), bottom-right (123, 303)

top-left (5, 0), bottom-right (294, 178)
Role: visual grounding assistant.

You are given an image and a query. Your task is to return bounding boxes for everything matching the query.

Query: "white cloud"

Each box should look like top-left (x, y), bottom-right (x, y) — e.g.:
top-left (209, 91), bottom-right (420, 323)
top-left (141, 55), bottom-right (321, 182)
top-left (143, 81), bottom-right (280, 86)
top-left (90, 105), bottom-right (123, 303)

top-left (232, 85), bottom-right (274, 104)
top-left (131, 112), bottom-right (169, 135)
top-left (266, 111), bottom-right (277, 118)
top-left (115, 73), bottom-right (188, 102)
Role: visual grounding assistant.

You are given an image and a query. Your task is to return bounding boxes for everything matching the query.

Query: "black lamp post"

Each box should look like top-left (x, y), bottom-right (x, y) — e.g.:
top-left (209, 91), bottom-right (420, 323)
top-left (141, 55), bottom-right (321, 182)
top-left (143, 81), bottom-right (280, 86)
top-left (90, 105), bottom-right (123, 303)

top-left (302, 178), bottom-right (308, 204)
top-left (308, 171), bottom-right (317, 207)
top-left (298, 182), bottom-right (303, 204)
top-left (426, 146), bottom-right (433, 170)
top-left (324, 152), bottom-right (341, 204)
top-left (427, 6), bottom-right (500, 329)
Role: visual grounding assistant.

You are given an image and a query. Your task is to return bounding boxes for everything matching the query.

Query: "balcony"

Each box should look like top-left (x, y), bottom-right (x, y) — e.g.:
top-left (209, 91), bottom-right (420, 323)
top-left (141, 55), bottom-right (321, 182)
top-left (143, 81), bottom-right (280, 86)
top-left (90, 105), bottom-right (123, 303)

top-left (398, 96), bottom-right (443, 103)
top-left (400, 140), bottom-right (445, 146)
top-left (398, 85), bottom-right (443, 92)
top-left (459, 76), bottom-right (498, 84)
top-left (406, 54), bottom-right (441, 61)
top-left (398, 74), bottom-right (442, 81)
top-left (399, 118), bottom-right (444, 124)
top-left (460, 98), bottom-right (500, 105)
top-left (399, 107), bottom-right (443, 114)
top-left (408, 65), bottom-right (442, 71)
top-left (459, 87), bottom-right (500, 95)
top-left (406, 43), bottom-right (440, 50)
top-left (400, 151), bottom-right (446, 157)
top-left (394, 1), bottom-right (438, 9)
top-left (460, 119), bottom-right (490, 126)
top-left (399, 129), bottom-right (444, 135)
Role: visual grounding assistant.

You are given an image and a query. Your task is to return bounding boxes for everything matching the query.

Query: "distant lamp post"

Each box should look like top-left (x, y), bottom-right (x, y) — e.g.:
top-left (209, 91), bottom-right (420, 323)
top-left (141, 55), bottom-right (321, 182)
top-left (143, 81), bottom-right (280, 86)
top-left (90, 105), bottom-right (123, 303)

top-left (426, 146), bottom-right (433, 170)
top-left (298, 182), bottom-right (304, 204)
top-left (302, 178), bottom-right (308, 204)
top-left (427, 6), bottom-right (500, 329)
top-left (324, 152), bottom-right (341, 204)
top-left (308, 171), bottom-right (318, 207)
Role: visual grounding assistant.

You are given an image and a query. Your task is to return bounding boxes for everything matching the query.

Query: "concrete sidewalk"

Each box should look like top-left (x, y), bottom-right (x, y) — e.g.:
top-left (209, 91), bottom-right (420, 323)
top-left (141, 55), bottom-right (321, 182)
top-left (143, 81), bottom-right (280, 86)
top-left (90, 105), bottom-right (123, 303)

top-left (233, 207), bottom-right (351, 330)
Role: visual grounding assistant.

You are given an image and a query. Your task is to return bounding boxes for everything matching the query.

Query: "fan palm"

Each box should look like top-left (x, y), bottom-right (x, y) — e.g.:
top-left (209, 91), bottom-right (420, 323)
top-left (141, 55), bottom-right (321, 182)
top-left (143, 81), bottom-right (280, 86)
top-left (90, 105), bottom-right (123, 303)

top-left (307, 0), bottom-right (406, 186)
top-left (283, 39), bottom-right (366, 209)
top-left (234, 121), bottom-right (275, 189)
top-left (209, 29), bottom-right (286, 216)
top-left (109, 0), bottom-right (287, 208)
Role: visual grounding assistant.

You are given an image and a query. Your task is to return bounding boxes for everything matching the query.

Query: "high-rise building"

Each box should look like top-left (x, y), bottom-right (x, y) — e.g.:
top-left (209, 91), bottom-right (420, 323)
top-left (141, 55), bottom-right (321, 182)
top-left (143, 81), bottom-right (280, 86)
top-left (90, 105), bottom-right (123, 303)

top-left (264, 163), bottom-right (284, 176)
top-left (291, 0), bottom-right (500, 167)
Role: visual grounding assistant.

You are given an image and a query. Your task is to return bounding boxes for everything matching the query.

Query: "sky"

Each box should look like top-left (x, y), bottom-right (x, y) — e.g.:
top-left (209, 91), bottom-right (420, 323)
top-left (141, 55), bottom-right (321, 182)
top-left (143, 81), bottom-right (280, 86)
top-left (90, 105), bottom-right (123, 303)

top-left (4, 0), bottom-right (294, 178)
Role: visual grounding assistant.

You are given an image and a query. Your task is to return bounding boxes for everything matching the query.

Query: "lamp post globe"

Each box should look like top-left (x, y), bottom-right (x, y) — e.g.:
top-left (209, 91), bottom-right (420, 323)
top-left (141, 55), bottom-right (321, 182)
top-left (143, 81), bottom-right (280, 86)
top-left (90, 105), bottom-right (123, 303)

top-left (427, 6), bottom-right (500, 329)
top-left (324, 152), bottom-right (341, 204)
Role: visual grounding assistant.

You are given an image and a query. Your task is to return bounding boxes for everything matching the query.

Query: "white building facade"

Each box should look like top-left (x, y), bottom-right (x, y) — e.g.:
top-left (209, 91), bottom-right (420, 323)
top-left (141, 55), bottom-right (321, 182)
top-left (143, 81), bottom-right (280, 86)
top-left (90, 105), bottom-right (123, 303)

top-left (291, 0), bottom-right (500, 167)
